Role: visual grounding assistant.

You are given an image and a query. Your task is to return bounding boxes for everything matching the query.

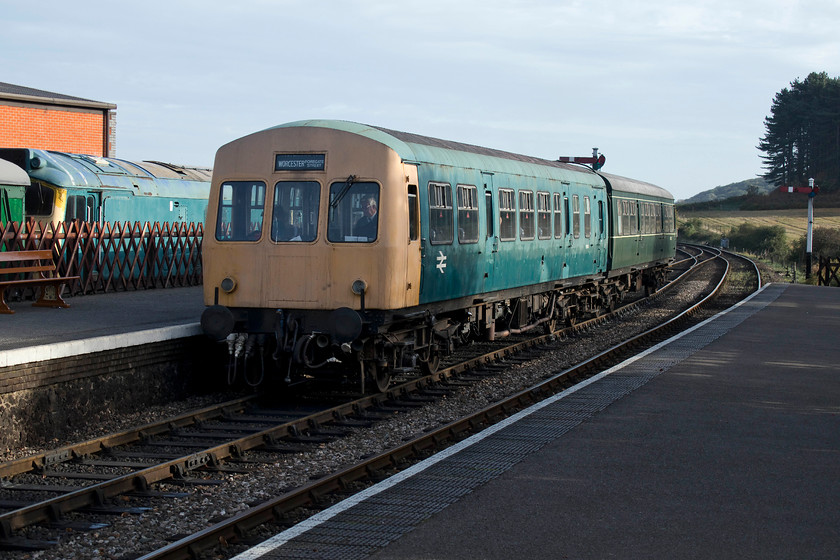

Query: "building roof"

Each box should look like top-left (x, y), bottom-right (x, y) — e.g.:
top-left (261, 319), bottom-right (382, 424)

top-left (0, 82), bottom-right (116, 110)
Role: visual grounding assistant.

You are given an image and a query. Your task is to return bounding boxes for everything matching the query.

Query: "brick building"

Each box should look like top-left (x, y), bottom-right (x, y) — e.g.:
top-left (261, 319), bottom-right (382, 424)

top-left (0, 82), bottom-right (117, 157)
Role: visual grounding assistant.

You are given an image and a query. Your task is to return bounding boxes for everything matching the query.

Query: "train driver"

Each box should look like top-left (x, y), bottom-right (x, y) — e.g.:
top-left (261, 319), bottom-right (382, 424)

top-left (272, 204), bottom-right (301, 241)
top-left (354, 196), bottom-right (378, 240)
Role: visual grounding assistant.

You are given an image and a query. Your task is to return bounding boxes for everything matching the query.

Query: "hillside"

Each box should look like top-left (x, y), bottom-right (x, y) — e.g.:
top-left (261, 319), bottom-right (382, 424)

top-left (680, 178), bottom-right (774, 204)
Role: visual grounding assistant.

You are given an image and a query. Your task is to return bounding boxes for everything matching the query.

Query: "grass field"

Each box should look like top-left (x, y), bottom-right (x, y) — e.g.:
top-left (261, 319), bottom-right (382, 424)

top-left (676, 207), bottom-right (840, 240)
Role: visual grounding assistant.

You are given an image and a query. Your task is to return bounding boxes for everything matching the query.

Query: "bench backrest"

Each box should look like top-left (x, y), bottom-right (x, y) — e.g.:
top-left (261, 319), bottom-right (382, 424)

top-left (0, 250), bottom-right (58, 277)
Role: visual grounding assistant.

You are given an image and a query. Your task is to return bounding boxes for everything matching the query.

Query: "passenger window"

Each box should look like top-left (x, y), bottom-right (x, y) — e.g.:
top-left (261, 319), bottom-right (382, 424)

top-left (553, 193), bottom-right (563, 238)
top-left (272, 181), bottom-right (320, 242)
top-left (537, 192), bottom-right (551, 239)
top-left (519, 190), bottom-right (534, 240)
top-left (584, 196), bottom-right (591, 238)
top-left (408, 185), bottom-right (419, 241)
top-left (499, 189), bottom-right (516, 241)
top-left (216, 181), bottom-right (266, 242)
top-left (457, 184), bottom-right (479, 244)
top-left (327, 180), bottom-right (379, 243)
top-left (428, 182), bottom-right (453, 245)
top-left (572, 195), bottom-right (580, 239)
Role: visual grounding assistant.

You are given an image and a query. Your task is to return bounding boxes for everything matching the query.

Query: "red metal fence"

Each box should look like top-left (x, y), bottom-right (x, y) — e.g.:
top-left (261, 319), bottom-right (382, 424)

top-left (0, 220), bottom-right (203, 298)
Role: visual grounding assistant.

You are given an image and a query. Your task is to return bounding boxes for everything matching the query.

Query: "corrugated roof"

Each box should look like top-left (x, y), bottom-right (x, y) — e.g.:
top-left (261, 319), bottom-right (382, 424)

top-left (0, 82), bottom-right (116, 109)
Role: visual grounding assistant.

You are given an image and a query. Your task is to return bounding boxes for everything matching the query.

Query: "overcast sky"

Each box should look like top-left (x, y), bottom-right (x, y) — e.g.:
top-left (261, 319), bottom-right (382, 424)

top-left (3, 0), bottom-right (838, 200)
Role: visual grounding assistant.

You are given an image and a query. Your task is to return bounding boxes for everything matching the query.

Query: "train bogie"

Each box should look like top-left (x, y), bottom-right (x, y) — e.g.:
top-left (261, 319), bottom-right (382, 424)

top-left (201, 120), bottom-right (676, 392)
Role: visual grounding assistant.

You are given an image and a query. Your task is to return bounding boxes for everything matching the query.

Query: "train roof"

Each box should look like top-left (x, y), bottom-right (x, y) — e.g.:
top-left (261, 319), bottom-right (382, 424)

top-left (0, 148), bottom-right (210, 198)
top-left (597, 172), bottom-right (674, 201)
top-left (268, 120), bottom-right (604, 184)
top-left (0, 158), bottom-right (29, 186)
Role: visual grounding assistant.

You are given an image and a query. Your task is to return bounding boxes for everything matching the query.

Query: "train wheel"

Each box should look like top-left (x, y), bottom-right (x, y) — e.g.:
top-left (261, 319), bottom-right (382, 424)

top-left (420, 350), bottom-right (441, 375)
top-left (369, 362), bottom-right (391, 393)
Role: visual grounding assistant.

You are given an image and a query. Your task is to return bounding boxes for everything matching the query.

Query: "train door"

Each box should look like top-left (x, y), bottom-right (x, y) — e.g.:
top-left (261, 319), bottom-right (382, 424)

top-left (405, 165), bottom-right (422, 308)
top-left (593, 196), bottom-right (607, 273)
top-left (481, 172), bottom-right (497, 291)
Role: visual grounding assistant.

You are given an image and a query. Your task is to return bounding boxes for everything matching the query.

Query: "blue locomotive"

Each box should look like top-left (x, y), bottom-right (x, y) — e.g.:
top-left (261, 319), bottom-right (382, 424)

top-left (0, 148), bottom-right (211, 226)
top-left (200, 120), bottom-right (676, 391)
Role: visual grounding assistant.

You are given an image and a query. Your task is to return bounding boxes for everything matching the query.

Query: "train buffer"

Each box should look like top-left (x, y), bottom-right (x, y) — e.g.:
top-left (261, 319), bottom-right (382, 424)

top-left (0, 249), bottom-right (79, 314)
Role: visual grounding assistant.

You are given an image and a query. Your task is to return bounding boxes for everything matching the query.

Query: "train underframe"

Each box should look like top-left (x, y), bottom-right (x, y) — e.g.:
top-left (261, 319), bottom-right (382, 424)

top-left (221, 264), bottom-right (669, 393)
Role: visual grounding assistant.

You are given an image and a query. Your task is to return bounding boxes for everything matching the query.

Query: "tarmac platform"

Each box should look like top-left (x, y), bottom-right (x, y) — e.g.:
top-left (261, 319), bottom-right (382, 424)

top-left (0, 286), bottom-right (204, 367)
top-left (230, 282), bottom-right (840, 560)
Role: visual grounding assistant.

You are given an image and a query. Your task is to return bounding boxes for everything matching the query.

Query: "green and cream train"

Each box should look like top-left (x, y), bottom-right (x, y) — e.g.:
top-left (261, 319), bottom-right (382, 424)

top-left (201, 120), bottom-right (676, 391)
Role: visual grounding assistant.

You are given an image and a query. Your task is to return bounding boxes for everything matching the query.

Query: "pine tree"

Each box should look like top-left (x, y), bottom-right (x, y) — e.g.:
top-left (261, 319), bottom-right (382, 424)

top-left (758, 72), bottom-right (840, 192)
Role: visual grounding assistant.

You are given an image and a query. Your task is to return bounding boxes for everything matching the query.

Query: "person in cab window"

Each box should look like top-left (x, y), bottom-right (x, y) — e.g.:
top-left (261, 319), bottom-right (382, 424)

top-left (355, 196), bottom-right (378, 240)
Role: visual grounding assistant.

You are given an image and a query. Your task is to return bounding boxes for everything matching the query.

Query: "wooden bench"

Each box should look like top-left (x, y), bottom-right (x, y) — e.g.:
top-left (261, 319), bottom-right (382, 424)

top-left (0, 250), bottom-right (79, 314)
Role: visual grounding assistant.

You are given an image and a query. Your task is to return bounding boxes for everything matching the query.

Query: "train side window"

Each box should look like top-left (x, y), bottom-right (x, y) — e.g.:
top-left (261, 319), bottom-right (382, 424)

top-left (572, 195), bottom-right (580, 239)
top-left (428, 182), bottom-right (453, 245)
top-left (456, 184), bottom-right (479, 244)
top-left (519, 190), bottom-right (534, 240)
top-left (272, 181), bottom-right (320, 242)
top-left (327, 181), bottom-right (379, 243)
top-left (632, 202), bottom-right (639, 234)
top-left (216, 181), bottom-right (266, 242)
top-left (537, 191), bottom-right (551, 239)
top-left (598, 200), bottom-right (604, 235)
top-left (485, 191), bottom-right (494, 238)
top-left (563, 196), bottom-right (570, 236)
top-left (66, 195), bottom-right (87, 221)
top-left (553, 193), bottom-right (563, 238)
top-left (408, 185), bottom-right (419, 241)
top-left (583, 196), bottom-right (591, 238)
top-left (498, 188), bottom-right (516, 241)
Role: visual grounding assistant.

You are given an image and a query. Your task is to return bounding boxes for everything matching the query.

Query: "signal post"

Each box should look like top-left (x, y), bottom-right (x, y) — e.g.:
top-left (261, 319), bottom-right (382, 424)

top-left (779, 178), bottom-right (819, 279)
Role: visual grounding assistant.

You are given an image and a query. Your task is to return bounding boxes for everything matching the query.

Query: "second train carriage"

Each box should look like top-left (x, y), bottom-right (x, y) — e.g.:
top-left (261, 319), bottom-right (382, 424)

top-left (0, 158), bottom-right (28, 225)
top-left (0, 148), bottom-right (211, 226)
top-left (201, 120), bottom-right (676, 391)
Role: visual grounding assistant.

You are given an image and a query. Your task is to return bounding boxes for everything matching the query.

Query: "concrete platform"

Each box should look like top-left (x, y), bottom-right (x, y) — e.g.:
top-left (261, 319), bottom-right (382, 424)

top-left (0, 286), bottom-right (204, 366)
top-left (233, 283), bottom-right (840, 560)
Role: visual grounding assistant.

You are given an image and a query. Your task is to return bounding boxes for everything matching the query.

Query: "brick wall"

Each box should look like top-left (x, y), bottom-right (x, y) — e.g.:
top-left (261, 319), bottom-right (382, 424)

top-left (0, 104), bottom-right (112, 156)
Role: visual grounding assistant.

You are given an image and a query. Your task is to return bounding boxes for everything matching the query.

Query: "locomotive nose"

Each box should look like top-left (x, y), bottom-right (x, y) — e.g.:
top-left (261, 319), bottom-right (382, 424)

top-left (201, 305), bottom-right (235, 340)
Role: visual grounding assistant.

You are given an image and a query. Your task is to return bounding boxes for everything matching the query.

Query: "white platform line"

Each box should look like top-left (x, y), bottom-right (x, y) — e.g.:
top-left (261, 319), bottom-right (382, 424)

top-left (0, 322), bottom-right (203, 368)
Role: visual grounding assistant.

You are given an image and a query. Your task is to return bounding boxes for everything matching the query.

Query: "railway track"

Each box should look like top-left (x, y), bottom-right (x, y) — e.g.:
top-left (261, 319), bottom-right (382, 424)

top-left (0, 246), bottom-right (759, 558)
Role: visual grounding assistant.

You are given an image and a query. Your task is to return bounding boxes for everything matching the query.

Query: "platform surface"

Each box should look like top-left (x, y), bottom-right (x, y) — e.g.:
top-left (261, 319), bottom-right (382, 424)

top-left (0, 286), bottom-right (204, 360)
top-left (233, 283), bottom-right (840, 560)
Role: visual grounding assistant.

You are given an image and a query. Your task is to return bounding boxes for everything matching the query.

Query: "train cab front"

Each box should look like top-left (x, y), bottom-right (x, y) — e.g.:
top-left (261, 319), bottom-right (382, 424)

top-left (200, 171), bottom-right (407, 392)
